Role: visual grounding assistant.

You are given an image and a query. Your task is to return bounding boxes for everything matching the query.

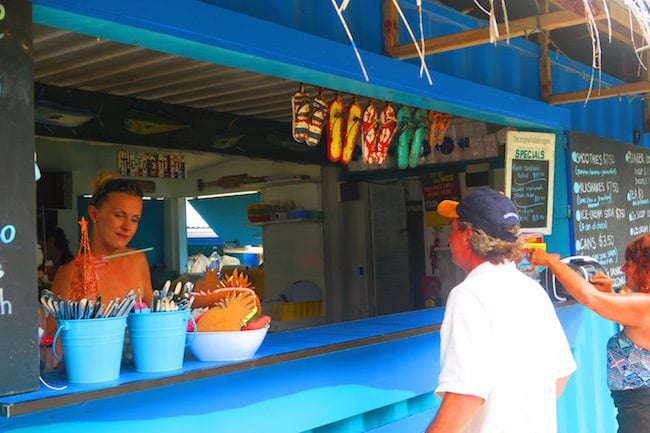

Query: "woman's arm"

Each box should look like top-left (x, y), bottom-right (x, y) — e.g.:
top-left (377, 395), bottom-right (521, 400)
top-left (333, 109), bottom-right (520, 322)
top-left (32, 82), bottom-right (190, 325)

top-left (530, 249), bottom-right (650, 328)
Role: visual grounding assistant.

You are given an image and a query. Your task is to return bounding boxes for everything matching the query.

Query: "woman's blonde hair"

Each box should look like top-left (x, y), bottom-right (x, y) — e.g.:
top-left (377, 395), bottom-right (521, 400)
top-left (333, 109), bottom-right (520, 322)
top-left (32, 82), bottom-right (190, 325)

top-left (89, 171), bottom-right (143, 207)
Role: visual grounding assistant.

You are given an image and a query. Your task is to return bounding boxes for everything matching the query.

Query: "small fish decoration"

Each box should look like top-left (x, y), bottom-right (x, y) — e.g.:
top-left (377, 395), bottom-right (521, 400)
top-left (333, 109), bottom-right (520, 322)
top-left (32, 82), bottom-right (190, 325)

top-left (212, 133), bottom-right (244, 150)
top-left (124, 109), bottom-right (190, 135)
top-left (35, 100), bottom-right (99, 128)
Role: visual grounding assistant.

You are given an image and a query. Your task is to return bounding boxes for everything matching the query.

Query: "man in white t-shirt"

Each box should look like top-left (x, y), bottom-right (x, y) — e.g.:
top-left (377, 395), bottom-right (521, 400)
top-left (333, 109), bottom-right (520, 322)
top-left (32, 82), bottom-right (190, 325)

top-left (426, 187), bottom-right (576, 433)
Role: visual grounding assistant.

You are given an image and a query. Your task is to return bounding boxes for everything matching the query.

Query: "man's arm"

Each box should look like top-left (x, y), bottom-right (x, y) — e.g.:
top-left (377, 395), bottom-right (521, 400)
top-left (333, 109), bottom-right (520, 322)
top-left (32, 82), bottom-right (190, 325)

top-left (556, 375), bottom-right (571, 398)
top-left (425, 392), bottom-right (484, 433)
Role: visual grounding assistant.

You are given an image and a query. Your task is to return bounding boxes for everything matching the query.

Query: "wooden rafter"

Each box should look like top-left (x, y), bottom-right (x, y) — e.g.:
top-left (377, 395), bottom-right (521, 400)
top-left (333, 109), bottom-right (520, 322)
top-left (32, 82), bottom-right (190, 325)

top-left (389, 9), bottom-right (605, 59)
top-left (547, 1), bottom-right (644, 48)
top-left (548, 81), bottom-right (650, 104)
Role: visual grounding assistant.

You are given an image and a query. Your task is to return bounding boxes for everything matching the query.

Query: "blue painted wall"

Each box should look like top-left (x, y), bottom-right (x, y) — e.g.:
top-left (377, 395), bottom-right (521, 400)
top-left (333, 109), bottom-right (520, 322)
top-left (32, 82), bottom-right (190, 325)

top-left (188, 193), bottom-right (262, 248)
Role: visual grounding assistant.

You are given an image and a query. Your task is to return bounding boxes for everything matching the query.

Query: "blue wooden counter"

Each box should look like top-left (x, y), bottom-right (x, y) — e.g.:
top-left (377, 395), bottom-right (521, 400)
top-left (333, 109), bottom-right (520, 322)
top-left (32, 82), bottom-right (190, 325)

top-left (1, 303), bottom-right (583, 433)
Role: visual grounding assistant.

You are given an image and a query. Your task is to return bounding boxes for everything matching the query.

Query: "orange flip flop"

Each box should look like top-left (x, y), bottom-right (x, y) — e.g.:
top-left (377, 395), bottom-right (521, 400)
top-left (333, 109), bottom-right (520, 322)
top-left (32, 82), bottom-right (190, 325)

top-left (341, 97), bottom-right (362, 165)
top-left (326, 94), bottom-right (346, 162)
top-left (362, 102), bottom-right (378, 164)
top-left (427, 111), bottom-right (442, 150)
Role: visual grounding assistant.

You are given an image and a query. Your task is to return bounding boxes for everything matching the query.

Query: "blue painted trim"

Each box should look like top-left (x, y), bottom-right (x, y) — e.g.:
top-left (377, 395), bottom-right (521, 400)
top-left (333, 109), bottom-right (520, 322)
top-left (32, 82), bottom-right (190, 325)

top-left (33, 0), bottom-right (570, 130)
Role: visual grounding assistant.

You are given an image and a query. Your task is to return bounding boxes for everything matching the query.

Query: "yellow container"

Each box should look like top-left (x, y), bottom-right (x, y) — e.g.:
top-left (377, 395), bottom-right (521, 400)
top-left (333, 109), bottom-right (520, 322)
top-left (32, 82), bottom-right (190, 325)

top-left (279, 300), bottom-right (322, 321)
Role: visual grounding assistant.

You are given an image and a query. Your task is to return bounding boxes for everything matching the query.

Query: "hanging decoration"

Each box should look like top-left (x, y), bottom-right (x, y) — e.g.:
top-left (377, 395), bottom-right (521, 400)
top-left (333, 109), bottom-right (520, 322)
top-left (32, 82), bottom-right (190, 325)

top-left (291, 84), bottom-right (311, 143)
top-left (341, 96), bottom-right (362, 165)
top-left (69, 217), bottom-right (99, 302)
top-left (326, 94), bottom-right (346, 162)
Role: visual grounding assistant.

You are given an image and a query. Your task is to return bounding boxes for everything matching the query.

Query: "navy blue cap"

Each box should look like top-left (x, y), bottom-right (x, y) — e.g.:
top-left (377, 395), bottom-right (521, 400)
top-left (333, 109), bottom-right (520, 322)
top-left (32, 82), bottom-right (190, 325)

top-left (437, 187), bottom-right (520, 242)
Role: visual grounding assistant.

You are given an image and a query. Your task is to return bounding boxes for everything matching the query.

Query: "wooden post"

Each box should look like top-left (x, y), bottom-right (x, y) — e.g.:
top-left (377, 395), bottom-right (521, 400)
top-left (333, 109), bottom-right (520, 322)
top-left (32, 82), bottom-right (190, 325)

top-left (383, 0), bottom-right (399, 57)
top-left (537, 1), bottom-right (552, 102)
top-left (0, 0), bottom-right (39, 397)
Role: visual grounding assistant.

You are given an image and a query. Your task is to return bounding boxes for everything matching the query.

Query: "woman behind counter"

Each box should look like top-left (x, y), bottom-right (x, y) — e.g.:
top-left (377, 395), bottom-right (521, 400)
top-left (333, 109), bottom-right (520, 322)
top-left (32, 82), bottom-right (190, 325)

top-left (530, 234), bottom-right (650, 433)
top-left (51, 172), bottom-right (153, 306)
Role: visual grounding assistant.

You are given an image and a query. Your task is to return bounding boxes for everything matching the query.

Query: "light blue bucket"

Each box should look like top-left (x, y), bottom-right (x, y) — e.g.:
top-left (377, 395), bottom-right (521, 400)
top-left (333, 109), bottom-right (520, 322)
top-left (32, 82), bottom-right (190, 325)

top-left (52, 316), bottom-right (127, 384)
top-left (127, 310), bottom-right (196, 373)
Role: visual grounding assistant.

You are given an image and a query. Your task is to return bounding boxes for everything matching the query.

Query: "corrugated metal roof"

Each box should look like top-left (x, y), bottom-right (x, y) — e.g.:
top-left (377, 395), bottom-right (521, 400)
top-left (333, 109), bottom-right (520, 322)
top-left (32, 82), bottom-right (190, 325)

top-left (33, 24), bottom-right (358, 125)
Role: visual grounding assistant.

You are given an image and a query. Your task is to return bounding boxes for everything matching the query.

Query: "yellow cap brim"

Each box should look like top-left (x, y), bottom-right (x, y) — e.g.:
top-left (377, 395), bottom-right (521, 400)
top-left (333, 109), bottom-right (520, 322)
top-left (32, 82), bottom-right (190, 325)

top-left (437, 200), bottom-right (459, 218)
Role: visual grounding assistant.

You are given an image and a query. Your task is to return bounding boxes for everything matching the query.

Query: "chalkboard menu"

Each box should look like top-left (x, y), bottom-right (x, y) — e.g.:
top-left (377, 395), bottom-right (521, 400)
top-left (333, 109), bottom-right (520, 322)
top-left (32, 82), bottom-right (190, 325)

top-left (570, 132), bottom-right (650, 288)
top-left (0, 1), bottom-right (39, 397)
top-left (505, 131), bottom-right (555, 234)
top-left (511, 159), bottom-right (550, 229)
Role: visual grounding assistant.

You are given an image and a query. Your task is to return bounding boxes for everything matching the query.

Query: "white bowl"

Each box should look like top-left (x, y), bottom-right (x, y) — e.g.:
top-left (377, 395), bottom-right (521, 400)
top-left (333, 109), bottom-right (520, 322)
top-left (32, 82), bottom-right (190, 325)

top-left (188, 325), bottom-right (269, 361)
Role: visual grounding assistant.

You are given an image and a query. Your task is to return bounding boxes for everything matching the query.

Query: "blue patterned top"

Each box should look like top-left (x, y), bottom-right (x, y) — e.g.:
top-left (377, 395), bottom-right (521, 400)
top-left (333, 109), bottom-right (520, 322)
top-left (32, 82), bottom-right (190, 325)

top-left (607, 331), bottom-right (650, 391)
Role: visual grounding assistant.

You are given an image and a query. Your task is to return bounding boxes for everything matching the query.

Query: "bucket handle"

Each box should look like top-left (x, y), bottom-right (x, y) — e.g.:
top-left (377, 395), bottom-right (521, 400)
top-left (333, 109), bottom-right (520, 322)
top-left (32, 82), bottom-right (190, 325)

top-left (186, 315), bottom-right (197, 346)
top-left (51, 322), bottom-right (69, 362)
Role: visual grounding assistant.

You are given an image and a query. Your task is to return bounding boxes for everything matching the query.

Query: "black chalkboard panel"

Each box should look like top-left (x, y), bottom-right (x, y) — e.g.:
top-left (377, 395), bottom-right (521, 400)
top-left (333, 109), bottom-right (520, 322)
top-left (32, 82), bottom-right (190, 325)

top-left (510, 159), bottom-right (549, 229)
top-left (569, 132), bottom-right (650, 288)
top-left (0, 1), bottom-right (39, 397)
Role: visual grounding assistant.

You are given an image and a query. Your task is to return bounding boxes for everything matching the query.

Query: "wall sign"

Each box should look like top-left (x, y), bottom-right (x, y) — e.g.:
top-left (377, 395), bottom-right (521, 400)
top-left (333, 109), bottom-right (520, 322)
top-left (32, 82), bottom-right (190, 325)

top-left (117, 150), bottom-right (186, 179)
top-left (505, 131), bottom-right (555, 234)
top-left (421, 170), bottom-right (460, 227)
top-left (569, 132), bottom-right (650, 288)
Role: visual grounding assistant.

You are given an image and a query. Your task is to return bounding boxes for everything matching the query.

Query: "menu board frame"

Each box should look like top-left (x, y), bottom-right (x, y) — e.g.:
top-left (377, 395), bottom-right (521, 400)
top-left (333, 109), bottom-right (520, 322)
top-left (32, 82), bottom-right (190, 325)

top-left (0, 0), bottom-right (40, 397)
top-left (505, 131), bottom-right (556, 234)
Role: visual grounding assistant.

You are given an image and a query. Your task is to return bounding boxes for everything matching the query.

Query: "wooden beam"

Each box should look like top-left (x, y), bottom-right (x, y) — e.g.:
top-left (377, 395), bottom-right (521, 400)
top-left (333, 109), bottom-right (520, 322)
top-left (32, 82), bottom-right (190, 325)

top-left (598, 1), bottom-right (644, 40)
top-left (548, 81), bottom-right (650, 104)
top-left (391, 10), bottom-right (603, 59)
top-left (596, 20), bottom-right (633, 45)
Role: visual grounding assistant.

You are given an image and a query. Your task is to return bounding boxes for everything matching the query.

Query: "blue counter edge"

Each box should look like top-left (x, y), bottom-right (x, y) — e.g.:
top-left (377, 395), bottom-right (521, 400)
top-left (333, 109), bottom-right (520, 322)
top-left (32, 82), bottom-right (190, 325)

top-left (1, 302), bottom-right (581, 421)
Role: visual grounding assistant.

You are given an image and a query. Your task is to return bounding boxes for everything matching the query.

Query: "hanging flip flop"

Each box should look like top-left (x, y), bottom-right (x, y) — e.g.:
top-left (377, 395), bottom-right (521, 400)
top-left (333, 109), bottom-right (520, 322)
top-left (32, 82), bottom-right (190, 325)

top-left (436, 113), bottom-right (452, 146)
top-left (306, 89), bottom-right (329, 148)
top-left (409, 108), bottom-right (429, 168)
top-left (361, 101), bottom-right (378, 165)
top-left (291, 84), bottom-right (311, 143)
top-left (376, 104), bottom-right (397, 164)
top-left (428, 111), bottom-right (442, 150)
top-left (341, 96), bottom-right (362, 165)
top-left (326, 93), bottom-right (346, 162)
top-left (395, 106), bottom-right (413, 170)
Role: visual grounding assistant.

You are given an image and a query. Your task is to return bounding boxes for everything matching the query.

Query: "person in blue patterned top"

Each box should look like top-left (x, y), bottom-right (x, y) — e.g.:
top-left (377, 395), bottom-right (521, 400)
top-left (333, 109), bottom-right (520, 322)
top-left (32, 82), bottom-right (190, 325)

top-left (530, 234), bottom-right (650, 433)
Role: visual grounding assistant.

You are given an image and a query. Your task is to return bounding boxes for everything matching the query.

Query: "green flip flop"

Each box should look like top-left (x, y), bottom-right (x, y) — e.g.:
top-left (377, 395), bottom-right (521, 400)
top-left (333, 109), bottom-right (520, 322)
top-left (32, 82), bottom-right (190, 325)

top-left (396, 106), bottom-right (412, 169)
top-left (409, 109), bottom-right (429, 168)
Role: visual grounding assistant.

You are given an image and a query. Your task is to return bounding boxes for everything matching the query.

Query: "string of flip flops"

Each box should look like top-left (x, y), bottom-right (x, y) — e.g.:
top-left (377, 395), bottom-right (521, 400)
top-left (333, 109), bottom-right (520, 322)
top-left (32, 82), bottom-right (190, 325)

top-left (291, 84), bottom-right (452, 169)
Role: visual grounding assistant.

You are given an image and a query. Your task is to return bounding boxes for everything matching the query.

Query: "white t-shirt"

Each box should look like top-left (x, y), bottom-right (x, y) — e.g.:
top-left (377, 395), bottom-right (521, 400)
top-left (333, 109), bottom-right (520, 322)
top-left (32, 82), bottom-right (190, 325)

top-left (435, 261), bottom-right (577, 433)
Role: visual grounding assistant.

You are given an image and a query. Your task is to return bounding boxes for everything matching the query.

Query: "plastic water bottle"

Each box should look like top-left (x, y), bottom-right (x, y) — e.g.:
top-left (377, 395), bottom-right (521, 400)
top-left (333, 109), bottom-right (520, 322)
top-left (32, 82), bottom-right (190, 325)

top-left (209, 246), bottom-right (222, 278)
